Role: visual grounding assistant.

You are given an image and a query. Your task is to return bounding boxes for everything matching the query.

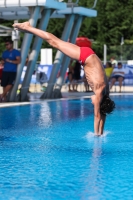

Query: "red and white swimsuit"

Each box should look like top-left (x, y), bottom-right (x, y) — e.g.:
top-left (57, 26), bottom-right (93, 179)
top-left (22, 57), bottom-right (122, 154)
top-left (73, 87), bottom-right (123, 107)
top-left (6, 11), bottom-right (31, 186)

top-left (79, 47), bottom-right (95, 66)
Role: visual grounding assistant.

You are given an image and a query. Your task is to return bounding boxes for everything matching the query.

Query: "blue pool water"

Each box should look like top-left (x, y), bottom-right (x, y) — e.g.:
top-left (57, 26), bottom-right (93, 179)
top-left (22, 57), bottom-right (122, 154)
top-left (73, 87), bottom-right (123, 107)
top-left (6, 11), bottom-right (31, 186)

top-left (0, 95), bottom-right (133, 200)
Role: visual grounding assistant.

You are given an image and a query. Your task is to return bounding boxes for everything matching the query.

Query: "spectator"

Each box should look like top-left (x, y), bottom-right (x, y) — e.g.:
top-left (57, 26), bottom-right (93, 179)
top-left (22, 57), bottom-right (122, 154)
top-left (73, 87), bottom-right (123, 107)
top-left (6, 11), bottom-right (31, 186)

top-left (83, 74), bottom-right (90, 92)
top-left (105, 62), bottom-right (113, 82)
top-left (110, 56), bottom-right (117, 68)
top-left (67, 60), bottom-right (74, 92)
top-left (72, 60), bottom-right (81, 92)
top-left (0, 58), bottom-right (4, 83)
top-left (36, 65), bottom-right (48, 92)
top-left (110, 62), bottom-right (125, 93)
top-left (0, 39), bottom-right (21, 102)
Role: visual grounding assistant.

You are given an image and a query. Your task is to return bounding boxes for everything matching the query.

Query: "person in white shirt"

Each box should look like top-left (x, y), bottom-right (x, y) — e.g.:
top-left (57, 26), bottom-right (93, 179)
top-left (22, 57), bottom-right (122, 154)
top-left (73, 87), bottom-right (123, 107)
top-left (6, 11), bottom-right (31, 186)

top-left (110, 62), bottom-right (125, 92)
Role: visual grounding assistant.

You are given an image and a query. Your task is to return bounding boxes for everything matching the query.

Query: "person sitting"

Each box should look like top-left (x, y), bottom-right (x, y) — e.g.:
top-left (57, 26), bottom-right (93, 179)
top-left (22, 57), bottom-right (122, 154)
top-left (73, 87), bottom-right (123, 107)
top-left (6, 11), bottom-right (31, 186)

top-left (83, 74), bottom-right (90, 92)
top-left (105, 62), bottom-right (113, 82)
top-left (110, 62), bottom-right (125, 92)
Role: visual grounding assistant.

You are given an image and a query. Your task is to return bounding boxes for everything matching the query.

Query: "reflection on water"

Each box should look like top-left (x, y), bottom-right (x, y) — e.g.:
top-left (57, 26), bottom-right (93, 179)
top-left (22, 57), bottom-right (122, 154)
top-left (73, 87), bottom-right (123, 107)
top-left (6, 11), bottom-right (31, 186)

top-left (38, 102), bottom-right (52, 126)
top-left (84, 138), bottom-right (104, 199)
top-left (52, 99), bottom-right (93, 122)
top-left (81, 131), bottom-right (113, 199)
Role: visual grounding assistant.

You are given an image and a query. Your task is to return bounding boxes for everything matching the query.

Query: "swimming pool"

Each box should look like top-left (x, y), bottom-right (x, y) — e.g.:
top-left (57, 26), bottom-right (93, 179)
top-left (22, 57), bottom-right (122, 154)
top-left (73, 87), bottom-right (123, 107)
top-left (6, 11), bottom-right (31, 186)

top-left (0, 95), bottom-right (133, 200)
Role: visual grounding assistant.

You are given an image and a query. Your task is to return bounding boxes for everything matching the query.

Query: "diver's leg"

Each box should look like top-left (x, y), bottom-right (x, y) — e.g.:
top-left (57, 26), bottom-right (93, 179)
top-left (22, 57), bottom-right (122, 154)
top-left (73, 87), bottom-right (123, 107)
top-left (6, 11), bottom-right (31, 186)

top-left (13, 21), bottom-right (80, 61)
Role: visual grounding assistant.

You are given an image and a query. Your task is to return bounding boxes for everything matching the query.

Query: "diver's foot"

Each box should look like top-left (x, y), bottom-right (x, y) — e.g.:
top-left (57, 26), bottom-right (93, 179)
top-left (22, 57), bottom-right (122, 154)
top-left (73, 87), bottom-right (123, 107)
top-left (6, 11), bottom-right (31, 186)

top-left (12, 21), bottom-right (31, 33)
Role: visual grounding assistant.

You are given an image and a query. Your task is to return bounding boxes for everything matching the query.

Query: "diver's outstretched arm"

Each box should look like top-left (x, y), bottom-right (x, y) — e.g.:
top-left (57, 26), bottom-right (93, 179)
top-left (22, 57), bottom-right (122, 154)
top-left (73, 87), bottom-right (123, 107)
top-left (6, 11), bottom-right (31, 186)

top-left (99, 115), bottom-right (106, 135)
top-left (93, 101), bottom-right (101, 135)
top-left (12, 21), bottom-right (80, 61)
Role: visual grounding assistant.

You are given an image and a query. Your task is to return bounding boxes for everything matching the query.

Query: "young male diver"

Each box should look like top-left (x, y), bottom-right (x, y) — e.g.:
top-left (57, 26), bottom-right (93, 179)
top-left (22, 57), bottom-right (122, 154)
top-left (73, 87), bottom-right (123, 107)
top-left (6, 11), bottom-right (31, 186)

top-left (13, 21), bottom-right (115, 136)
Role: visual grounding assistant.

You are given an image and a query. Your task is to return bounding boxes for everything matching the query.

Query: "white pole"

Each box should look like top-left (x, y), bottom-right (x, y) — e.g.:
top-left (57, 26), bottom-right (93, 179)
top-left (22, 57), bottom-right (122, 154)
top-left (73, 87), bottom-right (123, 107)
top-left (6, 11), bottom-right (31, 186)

top-left (103, 44), bottom-right (107, 65)
top-left (13, 20), bottom-right (18, 49)
top-left (121, 37), bottom-right (124, 62)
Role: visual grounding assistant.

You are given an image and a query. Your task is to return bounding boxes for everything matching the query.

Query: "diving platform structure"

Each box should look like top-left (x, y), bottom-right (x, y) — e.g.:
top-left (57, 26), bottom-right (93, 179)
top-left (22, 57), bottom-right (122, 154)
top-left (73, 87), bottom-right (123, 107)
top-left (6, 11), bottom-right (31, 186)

top-left (0, 0), bottom-right (97, 101)
top-left (0, 0), bottom-right (66, 20)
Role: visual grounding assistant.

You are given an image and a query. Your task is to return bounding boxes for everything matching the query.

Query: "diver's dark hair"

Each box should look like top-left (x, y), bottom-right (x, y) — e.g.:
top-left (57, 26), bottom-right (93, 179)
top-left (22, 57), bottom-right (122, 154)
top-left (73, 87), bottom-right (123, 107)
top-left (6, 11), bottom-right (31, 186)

top-left (100, 95), bottom-right (115, 116)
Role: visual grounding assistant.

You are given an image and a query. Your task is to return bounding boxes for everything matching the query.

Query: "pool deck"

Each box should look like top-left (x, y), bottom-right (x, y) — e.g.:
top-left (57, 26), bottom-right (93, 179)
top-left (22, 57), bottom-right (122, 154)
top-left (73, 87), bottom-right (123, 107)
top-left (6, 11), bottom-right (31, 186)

top-left (0, 91), bottom-right (94, 108)
top-left (0, 83), bottom-right (133, 107)
top-left (0, 88), bottom-right (133, 108)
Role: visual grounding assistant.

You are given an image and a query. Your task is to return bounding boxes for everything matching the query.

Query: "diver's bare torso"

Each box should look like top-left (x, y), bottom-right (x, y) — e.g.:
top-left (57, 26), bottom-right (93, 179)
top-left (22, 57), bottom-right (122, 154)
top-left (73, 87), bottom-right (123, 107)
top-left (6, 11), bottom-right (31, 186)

top-left (83, 54), bottom-right (108, 95)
